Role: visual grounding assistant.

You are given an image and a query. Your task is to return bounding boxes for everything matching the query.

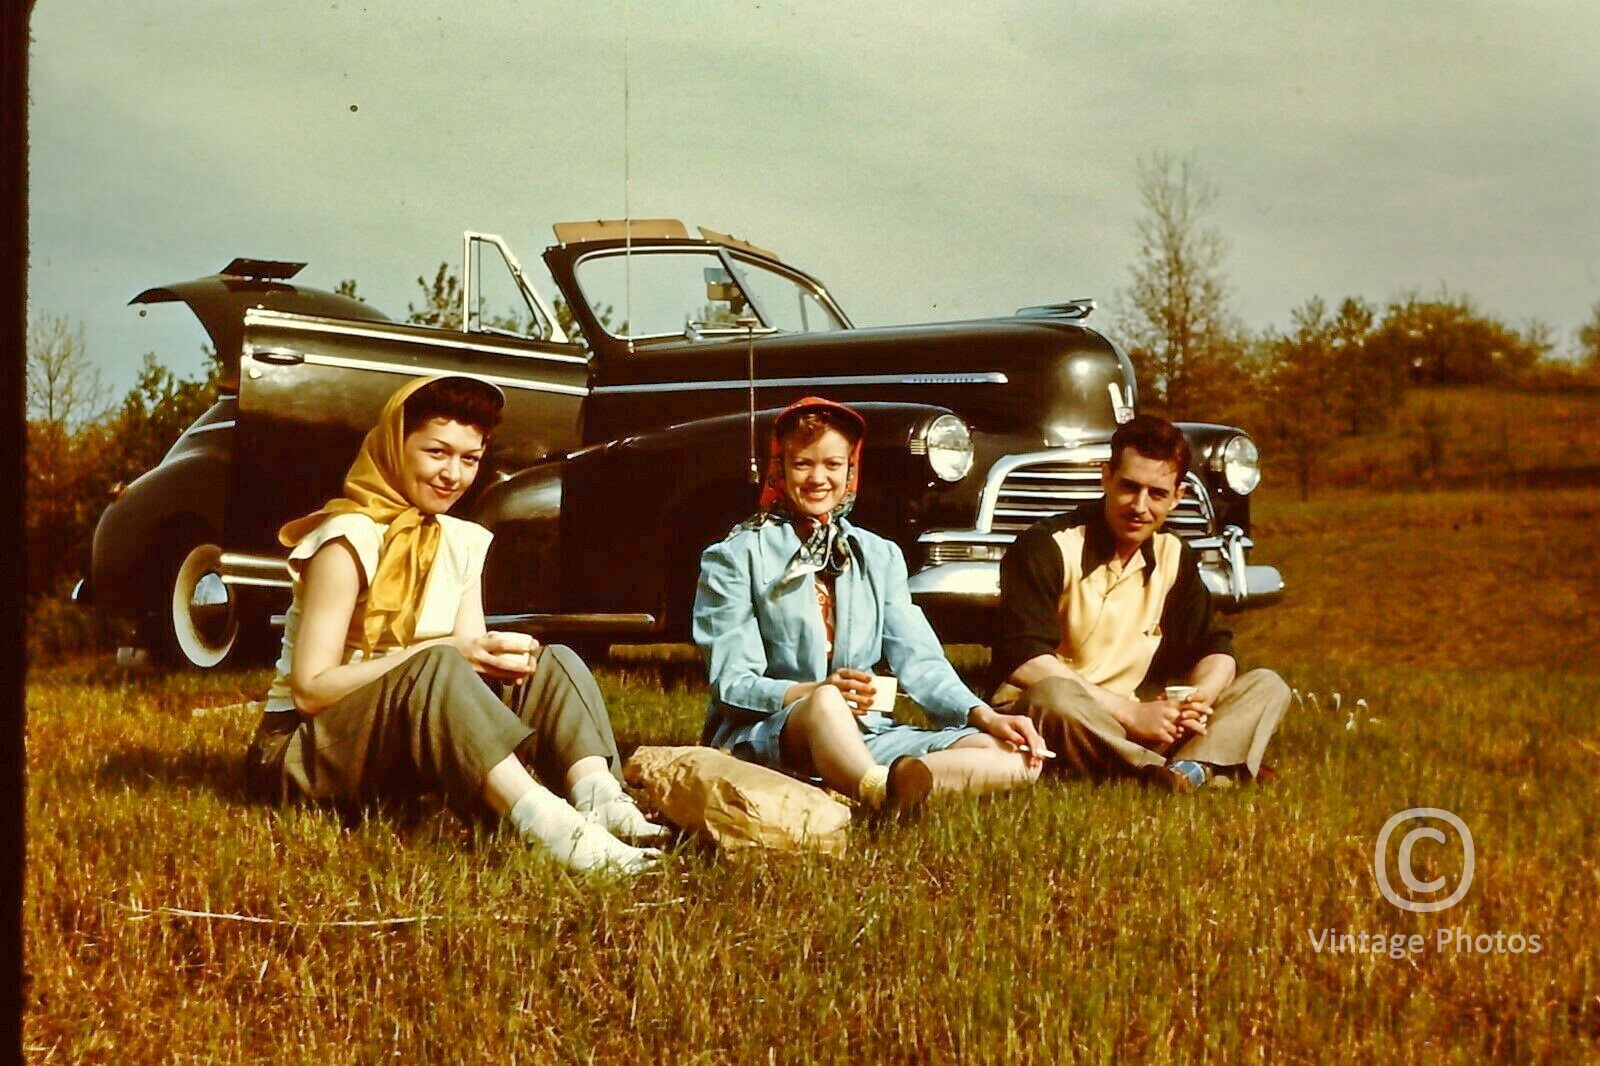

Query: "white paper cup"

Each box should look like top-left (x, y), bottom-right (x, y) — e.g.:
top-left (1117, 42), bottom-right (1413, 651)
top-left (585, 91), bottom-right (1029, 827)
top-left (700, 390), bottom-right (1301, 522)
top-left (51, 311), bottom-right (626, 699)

top-left (868, 675), bottom-right (899, 712)
top-left (1164, 684), bottom-right (1197, 703)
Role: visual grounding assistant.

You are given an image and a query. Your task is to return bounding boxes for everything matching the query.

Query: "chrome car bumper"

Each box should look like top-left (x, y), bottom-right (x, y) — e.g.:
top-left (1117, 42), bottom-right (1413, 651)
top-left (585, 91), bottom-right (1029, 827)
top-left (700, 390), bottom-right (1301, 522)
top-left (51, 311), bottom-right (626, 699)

top-left (905, 560), bottom-right (1004, 606)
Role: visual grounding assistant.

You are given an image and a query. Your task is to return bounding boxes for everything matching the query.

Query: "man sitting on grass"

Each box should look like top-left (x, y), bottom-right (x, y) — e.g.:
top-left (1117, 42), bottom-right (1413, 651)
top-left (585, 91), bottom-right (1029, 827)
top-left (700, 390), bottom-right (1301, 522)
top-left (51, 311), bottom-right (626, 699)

top-left (989, 414), bottom-right (1289, 791)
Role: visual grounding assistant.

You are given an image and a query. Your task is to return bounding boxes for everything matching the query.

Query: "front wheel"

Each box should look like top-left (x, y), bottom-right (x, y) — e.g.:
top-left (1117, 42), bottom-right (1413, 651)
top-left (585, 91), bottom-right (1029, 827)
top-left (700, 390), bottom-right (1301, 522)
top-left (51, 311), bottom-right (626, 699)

top-left (145, 538), bottom-right (248, 669)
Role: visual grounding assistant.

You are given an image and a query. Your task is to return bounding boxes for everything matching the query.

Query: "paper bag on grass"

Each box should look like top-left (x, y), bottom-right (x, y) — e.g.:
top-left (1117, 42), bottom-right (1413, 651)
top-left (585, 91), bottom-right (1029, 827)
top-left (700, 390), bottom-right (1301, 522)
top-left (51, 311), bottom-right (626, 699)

top-left (624, 745), bottom-right (851, 854)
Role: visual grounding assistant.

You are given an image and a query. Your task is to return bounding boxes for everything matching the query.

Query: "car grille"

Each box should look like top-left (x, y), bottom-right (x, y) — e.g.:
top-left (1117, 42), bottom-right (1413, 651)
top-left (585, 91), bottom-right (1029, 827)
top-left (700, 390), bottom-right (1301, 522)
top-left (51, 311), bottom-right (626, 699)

top-left (989, 459), bottom-right (1213, 539)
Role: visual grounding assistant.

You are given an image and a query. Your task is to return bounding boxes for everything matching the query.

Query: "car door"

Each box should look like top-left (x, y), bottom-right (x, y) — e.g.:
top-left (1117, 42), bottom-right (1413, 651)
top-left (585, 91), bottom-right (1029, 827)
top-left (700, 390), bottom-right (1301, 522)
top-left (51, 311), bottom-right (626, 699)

top-left (229, 308), bottom-right (590, 560)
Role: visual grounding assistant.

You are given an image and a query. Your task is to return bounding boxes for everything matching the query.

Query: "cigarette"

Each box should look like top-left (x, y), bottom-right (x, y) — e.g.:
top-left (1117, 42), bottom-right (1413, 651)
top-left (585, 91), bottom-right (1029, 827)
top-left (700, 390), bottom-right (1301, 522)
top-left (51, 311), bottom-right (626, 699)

top-left (1018, 745), bottom-right (1057, 759)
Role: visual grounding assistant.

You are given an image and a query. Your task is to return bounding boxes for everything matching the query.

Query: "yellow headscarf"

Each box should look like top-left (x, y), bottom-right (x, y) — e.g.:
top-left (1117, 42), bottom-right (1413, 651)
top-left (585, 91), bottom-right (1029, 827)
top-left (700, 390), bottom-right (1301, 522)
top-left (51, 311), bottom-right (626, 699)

top-left (278, 375), bottom-right (478, 654)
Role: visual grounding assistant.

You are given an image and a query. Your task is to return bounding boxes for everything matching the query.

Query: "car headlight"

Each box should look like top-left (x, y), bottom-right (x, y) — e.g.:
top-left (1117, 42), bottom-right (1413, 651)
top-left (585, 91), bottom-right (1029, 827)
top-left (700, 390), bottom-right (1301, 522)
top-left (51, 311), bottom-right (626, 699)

top-left (1221, 435), bottom-right (1261, 495)
top-left (919, 414), bottom-right (974, 482)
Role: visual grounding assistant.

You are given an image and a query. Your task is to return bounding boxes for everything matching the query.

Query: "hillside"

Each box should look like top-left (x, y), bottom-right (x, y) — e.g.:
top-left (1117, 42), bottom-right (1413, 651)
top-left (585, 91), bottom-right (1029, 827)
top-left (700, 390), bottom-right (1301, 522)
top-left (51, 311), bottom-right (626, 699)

top-left (1258, 383), bottom-right (1600, 494)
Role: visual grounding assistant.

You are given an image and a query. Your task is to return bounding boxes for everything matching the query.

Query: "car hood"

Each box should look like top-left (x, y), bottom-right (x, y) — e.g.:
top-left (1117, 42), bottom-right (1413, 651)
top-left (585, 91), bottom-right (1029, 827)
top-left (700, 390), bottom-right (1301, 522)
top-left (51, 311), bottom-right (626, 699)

top-left (131, 274), bottom-right (390, 390)
top-left (588, 315), bottom-right (1135, 444)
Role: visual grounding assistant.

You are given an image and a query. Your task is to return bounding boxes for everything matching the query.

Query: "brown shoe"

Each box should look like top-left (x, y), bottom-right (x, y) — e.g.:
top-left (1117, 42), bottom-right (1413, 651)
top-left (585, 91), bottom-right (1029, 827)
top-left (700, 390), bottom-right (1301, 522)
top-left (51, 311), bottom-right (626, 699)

top-left (1254, 764), bottom-right (1280, 785)
top-left (885, 756), bottom-right (935, 816)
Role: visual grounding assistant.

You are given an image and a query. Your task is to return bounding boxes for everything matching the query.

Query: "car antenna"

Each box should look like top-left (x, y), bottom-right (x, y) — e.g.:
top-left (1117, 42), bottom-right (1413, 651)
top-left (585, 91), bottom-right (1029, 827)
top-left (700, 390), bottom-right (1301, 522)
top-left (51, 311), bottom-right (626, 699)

top-left (621, 0), bottom-right (635, 356)
top-left (741, 316), bottom-right (760, 483)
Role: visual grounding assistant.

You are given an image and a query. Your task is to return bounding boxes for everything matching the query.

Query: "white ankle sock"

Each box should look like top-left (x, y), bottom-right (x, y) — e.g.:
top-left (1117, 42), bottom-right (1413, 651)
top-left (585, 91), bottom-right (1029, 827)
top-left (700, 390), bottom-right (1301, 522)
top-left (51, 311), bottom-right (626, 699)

top-left (568, 771), bottom-right (622, 810)
top-left (507, 784), bottom-right (659, 875)
top-left (569, 772), bottom-right (670, 844)
top-left (856, 764), bottom-right (890, 809)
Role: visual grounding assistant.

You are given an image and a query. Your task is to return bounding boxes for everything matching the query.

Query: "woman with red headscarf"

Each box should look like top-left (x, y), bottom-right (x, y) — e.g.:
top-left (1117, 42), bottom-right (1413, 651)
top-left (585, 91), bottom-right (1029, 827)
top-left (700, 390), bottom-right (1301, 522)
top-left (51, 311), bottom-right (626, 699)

top-left (243, 375), bottom-right (664, 875)
top-left (693, 397), bottom-right (1046, 813)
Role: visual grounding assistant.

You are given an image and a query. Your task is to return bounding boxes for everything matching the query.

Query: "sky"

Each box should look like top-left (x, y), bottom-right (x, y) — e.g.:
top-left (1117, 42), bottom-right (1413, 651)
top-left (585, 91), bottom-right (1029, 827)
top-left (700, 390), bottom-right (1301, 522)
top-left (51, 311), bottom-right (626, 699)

top-left (26, 0), bottom-right (1600, 396)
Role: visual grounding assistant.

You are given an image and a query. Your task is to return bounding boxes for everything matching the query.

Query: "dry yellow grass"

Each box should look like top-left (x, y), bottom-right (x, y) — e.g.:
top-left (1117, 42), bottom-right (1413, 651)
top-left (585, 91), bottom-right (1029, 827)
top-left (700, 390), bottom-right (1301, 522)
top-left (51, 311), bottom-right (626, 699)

top-left (1234, 487), bottom-right (1599, 675)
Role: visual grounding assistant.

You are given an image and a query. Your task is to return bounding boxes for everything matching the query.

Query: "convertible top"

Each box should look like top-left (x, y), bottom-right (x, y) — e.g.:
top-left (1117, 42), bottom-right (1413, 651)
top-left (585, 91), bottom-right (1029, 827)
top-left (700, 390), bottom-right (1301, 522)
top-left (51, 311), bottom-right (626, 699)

top-left (551, 218), bottom-right (781, 263)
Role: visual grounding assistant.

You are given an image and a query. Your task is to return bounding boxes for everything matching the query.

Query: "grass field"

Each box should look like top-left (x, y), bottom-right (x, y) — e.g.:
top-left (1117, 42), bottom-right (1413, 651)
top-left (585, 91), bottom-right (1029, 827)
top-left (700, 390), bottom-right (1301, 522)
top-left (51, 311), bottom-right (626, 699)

top-left (23, 487), bottom-right (1600, 1063)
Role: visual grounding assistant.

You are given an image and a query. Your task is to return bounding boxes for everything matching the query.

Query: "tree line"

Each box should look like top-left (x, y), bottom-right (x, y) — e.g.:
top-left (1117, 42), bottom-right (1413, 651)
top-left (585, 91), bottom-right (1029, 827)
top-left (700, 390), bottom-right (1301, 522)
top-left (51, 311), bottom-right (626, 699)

top-left (1115, 153), bottom-right (1600, 500)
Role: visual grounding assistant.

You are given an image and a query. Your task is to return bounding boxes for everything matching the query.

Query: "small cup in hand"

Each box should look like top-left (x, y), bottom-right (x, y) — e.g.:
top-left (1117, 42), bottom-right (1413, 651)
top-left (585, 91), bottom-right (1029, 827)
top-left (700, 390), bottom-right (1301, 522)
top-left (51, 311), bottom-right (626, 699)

top-left (1164, 684), bottom-right (1198, 704)
top-left (867, 675), bottom-right (898, 712)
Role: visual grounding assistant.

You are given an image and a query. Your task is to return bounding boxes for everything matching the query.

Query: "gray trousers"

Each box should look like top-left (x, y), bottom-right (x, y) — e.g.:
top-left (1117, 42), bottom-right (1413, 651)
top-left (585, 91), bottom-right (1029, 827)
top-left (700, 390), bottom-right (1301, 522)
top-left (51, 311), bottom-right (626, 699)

top-left (244, 644), bottom-right (622, 821)
top-left (1006, 668), bottom-right (1290, 780)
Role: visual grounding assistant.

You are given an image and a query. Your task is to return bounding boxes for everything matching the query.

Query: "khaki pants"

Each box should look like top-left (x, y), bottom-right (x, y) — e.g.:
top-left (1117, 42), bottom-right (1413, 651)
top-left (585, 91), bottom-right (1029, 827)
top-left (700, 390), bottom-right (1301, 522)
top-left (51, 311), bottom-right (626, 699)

top-left (1007, 668), bottom-right (1290, 780)
top-left (245, 644), bottom-right (622, 821)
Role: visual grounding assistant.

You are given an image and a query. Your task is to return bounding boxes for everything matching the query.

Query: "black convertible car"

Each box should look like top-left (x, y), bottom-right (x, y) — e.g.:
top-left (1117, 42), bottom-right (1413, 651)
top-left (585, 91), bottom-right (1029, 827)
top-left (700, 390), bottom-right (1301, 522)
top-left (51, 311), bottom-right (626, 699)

top-left (78, 219), bottom-right (1282, 669)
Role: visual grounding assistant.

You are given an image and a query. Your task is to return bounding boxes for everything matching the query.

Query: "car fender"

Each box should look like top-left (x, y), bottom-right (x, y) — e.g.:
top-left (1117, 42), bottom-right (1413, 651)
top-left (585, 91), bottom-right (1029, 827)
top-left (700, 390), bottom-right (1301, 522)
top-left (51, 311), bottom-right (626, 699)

top-left (89, 448), bottom-right (230, 613)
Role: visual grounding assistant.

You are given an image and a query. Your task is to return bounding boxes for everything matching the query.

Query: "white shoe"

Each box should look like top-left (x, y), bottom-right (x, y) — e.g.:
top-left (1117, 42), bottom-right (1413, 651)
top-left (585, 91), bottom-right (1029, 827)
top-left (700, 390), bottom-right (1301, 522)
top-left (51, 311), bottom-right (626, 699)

top-left (584, 792), bottom-right (673, 845)
top-left (556, 821), bottom-right (662, 876)
top-left (508, 783), bottom-right (661, 877)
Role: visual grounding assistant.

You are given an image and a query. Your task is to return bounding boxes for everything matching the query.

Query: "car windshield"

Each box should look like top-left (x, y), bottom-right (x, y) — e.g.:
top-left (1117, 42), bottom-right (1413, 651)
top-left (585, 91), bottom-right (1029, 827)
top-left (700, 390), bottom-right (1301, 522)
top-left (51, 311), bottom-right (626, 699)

top-left (572, 249), bottom-right (846, 340)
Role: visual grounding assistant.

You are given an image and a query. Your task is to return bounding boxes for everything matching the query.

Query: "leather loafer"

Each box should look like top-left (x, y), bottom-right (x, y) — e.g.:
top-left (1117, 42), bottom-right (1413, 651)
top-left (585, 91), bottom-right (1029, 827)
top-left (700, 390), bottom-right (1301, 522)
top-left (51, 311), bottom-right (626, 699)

top-left (885, 756), bottom-right (934, 816)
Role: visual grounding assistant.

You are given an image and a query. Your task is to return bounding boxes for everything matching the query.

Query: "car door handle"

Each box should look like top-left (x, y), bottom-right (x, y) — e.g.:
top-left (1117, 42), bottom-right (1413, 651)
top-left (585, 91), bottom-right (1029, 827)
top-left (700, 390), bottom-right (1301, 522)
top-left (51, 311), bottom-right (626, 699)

top-left (251, 346), bottom-right (304, 365)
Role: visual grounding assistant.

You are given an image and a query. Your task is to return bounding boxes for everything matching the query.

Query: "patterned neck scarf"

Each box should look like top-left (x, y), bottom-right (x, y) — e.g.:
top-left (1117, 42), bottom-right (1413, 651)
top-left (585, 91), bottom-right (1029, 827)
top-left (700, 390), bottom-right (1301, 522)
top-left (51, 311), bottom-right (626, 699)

top-left (277, 376), bottom-right (476, 654)
top-left (738, 396), bottom-right (866, 587)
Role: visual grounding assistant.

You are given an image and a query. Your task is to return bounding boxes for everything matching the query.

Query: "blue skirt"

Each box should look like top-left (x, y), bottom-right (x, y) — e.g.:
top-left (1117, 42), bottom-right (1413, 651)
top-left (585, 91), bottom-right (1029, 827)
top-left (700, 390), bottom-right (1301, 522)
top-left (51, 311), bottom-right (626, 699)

top-left (712, 702), bottom-right (979, 776)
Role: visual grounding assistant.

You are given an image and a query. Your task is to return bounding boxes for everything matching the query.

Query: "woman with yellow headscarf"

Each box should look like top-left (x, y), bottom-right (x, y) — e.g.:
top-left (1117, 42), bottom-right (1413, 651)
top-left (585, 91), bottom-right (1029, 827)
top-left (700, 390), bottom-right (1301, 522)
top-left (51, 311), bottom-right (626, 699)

top-left (244, 375), bottom-right (663, 875)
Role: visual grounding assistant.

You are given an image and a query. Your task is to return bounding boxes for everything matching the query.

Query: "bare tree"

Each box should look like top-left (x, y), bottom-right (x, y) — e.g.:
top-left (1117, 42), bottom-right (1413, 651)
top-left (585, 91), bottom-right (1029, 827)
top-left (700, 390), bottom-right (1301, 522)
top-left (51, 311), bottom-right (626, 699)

top-left (1117, 154), bottom-right (1242, 419)
top-left (25, 315), bottom-right (109, 595)
top-left (26, 314), bottom-right (108, 428)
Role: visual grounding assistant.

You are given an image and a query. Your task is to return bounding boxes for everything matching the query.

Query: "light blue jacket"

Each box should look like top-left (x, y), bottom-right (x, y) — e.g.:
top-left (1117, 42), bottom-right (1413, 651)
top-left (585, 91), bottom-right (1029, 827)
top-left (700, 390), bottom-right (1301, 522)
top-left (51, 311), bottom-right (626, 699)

top-left (693, 517), bottom-right (982, 747)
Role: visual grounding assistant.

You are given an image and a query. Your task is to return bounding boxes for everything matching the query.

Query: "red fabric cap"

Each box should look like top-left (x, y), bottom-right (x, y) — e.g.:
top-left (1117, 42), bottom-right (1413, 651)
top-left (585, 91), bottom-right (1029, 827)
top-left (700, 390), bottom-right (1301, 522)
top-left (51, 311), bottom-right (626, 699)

top-left (757, 396), bottom-right (867, 512)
